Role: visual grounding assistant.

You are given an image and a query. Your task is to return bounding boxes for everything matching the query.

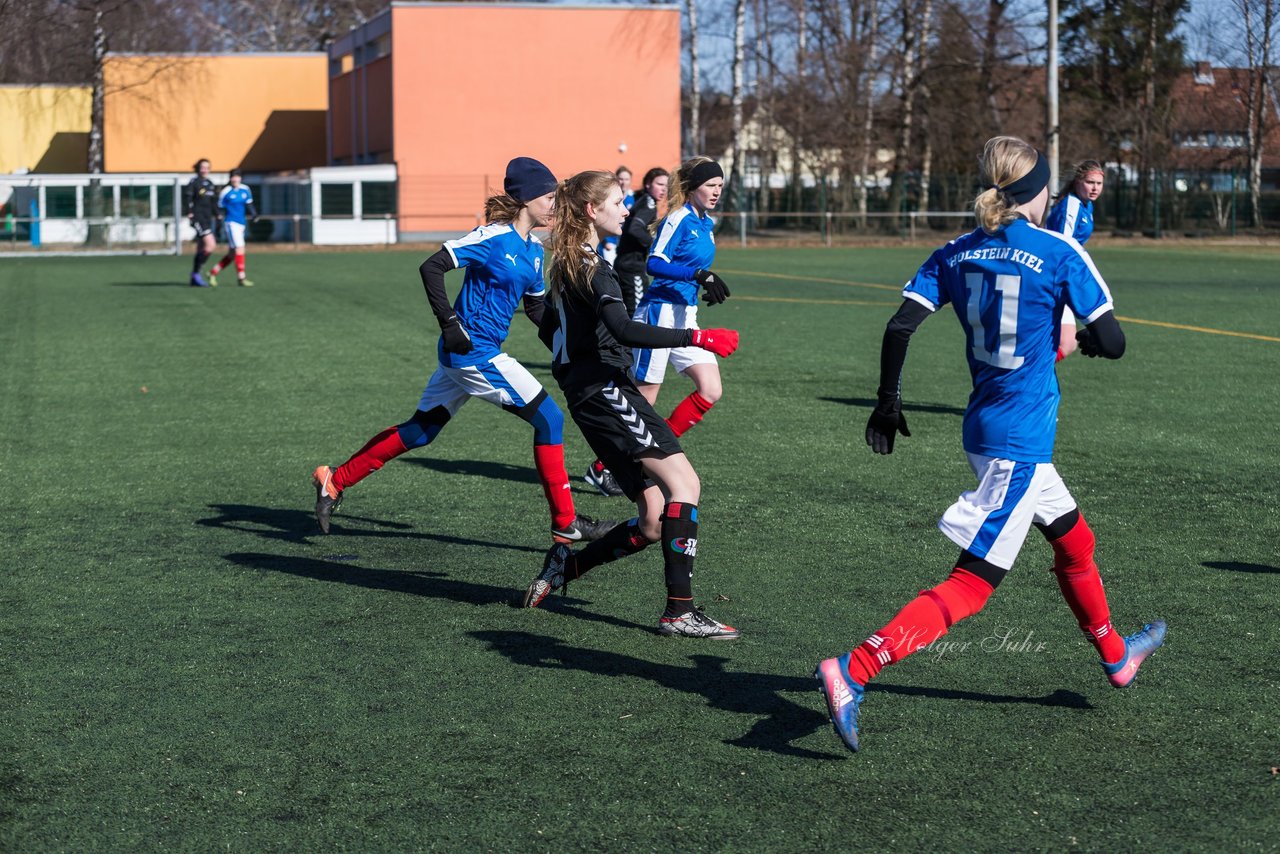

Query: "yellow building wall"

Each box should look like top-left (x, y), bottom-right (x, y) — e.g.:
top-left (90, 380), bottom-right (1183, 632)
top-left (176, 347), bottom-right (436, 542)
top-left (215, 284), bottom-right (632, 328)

top-left (104, 54), bottom-right (328, 173)
top-left (0, 86), bottom-right (91, 173)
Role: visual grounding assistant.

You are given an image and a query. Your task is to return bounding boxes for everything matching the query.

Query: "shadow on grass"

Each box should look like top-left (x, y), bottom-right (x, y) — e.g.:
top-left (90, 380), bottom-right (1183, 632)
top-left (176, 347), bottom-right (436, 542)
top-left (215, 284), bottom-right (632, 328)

top-left (1202, 560), bottom-right (1279, 574)
top-left (225, 553), bottom-right (648, 633)
top-left (110, 281), bottom-right (192, 287)
top-left (820, 396), bottom-right (966, 416)
top-left (200, 503), bottom-right (541, 553)
top-left (471, 629), bottom-right (838, 760)
top-left (475, 631), bottom-right (1095, 759)
top-left (401, 457), bottom-right (539, 485)
top-left (868, 683), bottom-right (1091, 710)
top-left (399, 457), bottom-right (616, 497)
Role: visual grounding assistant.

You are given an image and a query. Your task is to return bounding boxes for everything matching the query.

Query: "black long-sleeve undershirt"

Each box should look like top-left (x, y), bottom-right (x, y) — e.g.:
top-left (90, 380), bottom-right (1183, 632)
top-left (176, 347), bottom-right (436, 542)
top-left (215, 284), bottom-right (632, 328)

top-left (418, 249), bottom-right (457, 327)
top-left (878, 299), bottom-right (932, 398)
top-left (599, 298), bottom-right (694, 349)
top-left (1078, 310), bottom-right (1125, 358)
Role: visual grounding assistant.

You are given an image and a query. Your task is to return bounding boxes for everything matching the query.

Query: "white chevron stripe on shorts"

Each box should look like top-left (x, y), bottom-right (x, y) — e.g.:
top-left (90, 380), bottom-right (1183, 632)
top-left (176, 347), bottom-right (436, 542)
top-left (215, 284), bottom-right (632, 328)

top-left (603, 383), bottom-right (654, 449)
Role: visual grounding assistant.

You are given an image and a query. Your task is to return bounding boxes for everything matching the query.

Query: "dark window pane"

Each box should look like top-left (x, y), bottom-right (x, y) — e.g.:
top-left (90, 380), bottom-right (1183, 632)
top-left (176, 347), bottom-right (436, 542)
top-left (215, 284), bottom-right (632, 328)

top-left (45, 186), bottom-right (77, 218)
top-left (120, 185), bottom-right (151, 217)
top-left (361, 181), bottom-right (396, 216)
top-left (157, 186), bottom-right (175, 218)
top-left (320, 183), bottom-right (353, 218)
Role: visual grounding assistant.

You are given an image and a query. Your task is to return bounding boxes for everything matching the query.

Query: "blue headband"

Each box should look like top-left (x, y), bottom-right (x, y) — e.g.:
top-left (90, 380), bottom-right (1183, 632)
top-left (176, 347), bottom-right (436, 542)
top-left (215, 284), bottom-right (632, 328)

top-left (992, 152), bottom-right (1050, 203)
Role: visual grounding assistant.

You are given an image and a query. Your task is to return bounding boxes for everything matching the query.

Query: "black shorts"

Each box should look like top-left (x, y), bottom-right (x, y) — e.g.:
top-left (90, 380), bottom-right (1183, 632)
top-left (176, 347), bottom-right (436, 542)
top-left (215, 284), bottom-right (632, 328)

top-left (568, 378), bottom-right (681, 500)
top-left (192, 218), bottom-right (215, 239)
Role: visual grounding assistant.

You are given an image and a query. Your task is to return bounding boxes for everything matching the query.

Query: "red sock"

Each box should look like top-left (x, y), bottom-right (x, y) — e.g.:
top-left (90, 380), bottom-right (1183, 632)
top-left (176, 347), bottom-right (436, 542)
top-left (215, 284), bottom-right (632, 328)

top-left (532, 443), bottom-right (576, 529)
top-left (666, 392), bottom-right (714, 437)
top-left (211, 252), bottom-right (234, 274)
top-left (1049, 514), bottom-right (1125, 663)
top-left (845, 568), bottom-right (994, 685)
top-left (332, 426), bottom-right (408, 490)
top-left (235, 254), bottom-right (245, 275)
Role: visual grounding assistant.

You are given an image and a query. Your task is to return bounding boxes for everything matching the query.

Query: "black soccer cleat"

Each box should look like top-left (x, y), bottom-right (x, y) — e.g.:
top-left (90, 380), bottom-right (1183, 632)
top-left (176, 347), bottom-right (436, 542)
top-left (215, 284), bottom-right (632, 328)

top-left (584, 465), bottom-right (625, 497)
top-left (523, 543), bottom-right (572, 608)
top-left (657, 606), bottom-right (740, 640)
top-left (552, 513), bottom-right (620, 544)
top-left (312, 465), bottom-right (343, 534)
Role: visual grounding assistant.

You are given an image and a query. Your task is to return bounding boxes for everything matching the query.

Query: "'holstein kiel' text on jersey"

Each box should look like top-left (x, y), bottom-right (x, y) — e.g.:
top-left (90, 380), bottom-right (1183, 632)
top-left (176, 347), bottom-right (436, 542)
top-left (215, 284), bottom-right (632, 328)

top-left (903, 218), bottom-right (1113, 462)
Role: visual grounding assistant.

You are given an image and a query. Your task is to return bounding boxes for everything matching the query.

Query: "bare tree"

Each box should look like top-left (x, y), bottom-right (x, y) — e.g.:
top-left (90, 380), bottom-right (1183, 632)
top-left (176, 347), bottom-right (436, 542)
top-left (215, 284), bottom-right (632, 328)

top-left (188, 0), bottom-right (385, 51)
top-left (687, 0), bottom-right (702, 156)
top-left (1237, 0), bottom-right (1277, 227)
top-left (728, 0), bottom-right (746, 209)
top-left (857, 0), bottom-right (881, 226)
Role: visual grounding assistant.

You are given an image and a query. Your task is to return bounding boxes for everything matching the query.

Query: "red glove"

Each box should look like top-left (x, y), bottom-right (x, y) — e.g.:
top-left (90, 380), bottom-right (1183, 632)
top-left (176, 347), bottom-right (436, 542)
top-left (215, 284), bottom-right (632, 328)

top-left (691, 328), bottom-right (739, 357)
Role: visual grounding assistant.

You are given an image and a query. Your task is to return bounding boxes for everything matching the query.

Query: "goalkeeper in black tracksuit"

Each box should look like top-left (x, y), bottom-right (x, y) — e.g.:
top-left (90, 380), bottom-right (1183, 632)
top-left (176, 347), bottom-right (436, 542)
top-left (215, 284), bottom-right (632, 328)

top-left (613, 167), bottom-right (670, 317)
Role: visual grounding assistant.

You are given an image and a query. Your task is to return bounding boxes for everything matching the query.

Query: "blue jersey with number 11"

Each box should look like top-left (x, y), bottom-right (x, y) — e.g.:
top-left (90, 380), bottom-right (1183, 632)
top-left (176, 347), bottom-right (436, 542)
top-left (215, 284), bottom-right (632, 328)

top-left (903, 218), bottom-right (1113, 462)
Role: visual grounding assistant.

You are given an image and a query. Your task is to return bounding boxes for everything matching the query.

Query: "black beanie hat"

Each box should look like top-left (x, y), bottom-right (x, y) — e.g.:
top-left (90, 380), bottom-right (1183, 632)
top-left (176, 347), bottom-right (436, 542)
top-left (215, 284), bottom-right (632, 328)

top-left (503, 157), bottom-right (557, 203)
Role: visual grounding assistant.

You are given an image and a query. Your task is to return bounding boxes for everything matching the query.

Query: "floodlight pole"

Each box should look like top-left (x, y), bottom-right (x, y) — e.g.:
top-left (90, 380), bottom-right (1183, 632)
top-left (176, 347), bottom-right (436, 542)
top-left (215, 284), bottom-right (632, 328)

top-left (1047, 0), bottom-right (1060, 195)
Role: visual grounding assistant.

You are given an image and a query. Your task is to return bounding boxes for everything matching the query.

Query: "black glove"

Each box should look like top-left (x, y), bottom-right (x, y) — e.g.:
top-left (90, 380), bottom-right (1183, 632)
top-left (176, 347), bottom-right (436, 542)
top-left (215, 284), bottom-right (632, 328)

top-left (695, 269), bottom-right (731, 305)
top-left (866, 395), bottom-right (911, 455)
top-left (1075, 326), bottom-right (1101, 358)
top-left (440, 314), bottom-right (473, 355)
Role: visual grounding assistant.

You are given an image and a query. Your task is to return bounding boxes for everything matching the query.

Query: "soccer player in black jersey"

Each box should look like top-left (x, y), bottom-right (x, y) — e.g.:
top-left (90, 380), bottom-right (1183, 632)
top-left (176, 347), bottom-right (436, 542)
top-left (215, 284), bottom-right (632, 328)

top-left (521, 170), bottom-right (742, 639)
top-left (614, 166), bottom-right (669, 316)
top-left (583, 166), bottom-right (670, 498)
top-left (182, 159), bottom-right (218, 287)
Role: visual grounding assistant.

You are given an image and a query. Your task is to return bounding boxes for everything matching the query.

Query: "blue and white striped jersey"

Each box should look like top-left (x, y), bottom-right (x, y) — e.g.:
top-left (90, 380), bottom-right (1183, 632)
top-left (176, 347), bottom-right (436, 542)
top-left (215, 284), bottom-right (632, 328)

top-left (643, 203), bottom-right (716, 306)
top-left (439, 223), bottom-right (546, 368)
top-left (903, 218), bottom-right (1113, 462)
top-left (1045, 194), bottom-right (1094, 244)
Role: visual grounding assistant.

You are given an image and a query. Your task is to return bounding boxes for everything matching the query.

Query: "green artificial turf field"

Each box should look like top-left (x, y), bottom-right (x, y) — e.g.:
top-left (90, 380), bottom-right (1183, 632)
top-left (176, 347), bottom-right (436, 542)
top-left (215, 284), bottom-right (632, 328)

top-left (2, 242), bottom-right (1277, 850)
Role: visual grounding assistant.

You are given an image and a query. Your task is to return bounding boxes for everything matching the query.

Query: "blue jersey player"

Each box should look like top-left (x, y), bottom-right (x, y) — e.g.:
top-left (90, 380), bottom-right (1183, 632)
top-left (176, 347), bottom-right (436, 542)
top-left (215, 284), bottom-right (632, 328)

top-left (1045, 160), bottom-right (1105, 360)
top-left (814, 137), bottom-right (1165, 754)
top-left (311, 157), bottom-right (615, 546)
top-left (209, 169), bottom-right (258, 287)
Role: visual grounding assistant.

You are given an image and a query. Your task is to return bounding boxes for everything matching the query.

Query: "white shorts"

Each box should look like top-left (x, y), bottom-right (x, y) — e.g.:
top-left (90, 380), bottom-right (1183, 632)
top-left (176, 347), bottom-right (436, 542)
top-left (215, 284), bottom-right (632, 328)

top-left (417, 352), bottom-right (544, 415)
top-left (631, 302), bottom-right (716, 384)
top-left (1061, 305), bottom-right (1077, 326)
top-left (937, 453), bottom-right (1078, 570)
top-left (224, 221), bottom-right (246, 249)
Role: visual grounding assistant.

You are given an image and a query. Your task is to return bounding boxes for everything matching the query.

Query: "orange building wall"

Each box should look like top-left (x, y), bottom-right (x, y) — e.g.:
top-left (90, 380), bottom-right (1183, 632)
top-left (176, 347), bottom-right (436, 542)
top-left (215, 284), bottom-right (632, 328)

top-left (331, 55), bottom-right (393, 163)
top-left (387, 4), bottom-right (681, 234)
top-left (104, 54), bottom-right (328, 173)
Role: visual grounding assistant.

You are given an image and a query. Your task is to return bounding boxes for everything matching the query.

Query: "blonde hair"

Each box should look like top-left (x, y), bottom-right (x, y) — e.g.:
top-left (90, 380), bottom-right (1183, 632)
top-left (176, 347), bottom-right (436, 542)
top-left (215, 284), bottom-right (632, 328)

top-left (653, 156), bottom-right (715, 236)
top-left (973, 136), bottom-right (1040, 234)
top-left (548, 171), bottom-right (619, 304)
top-left (483, 193), bottom-right (524, 225)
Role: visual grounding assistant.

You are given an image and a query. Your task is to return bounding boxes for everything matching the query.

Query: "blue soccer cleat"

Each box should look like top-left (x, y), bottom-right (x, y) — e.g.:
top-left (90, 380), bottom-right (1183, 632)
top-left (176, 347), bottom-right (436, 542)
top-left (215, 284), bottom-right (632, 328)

top-left (190, 272), bottom-right (210, 287)
top-left (1103, 619), bottom-right (1167, 688)
top-left (815, 653), bottom-right (865, 752)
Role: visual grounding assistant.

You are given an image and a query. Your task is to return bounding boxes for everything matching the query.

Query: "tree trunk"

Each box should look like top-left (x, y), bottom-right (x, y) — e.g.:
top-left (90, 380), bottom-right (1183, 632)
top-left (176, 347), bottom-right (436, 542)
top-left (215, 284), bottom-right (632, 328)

top-left (688, 0), bottom-right (701, 156)
top-left (888, 0), bottom-right (919, 232)
top-left (857, 0), bottom-right (880, 229)
top-left (790, 0), bottom-right (805, 215)
top-left (729, 0), bottom-right (746, 213)
top-left (916, 0), bottom-right (934, 220)
top-left (86, 0), bottom-right (107, 246)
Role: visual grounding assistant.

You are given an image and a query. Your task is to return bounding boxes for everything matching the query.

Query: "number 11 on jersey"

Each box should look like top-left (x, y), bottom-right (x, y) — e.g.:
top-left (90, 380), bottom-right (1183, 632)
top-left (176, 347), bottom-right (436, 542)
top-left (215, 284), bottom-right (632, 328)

top-left (965, 272), bottom-right (1025, 370)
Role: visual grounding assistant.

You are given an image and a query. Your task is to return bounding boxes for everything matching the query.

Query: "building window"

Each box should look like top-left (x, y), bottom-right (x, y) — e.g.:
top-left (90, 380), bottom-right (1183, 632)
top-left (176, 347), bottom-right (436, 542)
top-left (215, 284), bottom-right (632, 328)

top-left (320, 183), bottom-right (354, 218)
top-left (157, 186), bottom-right (176, 218)
top-left (120, 185), bottom-right (152, 218)
top-left (45, 186), bottom-right (78, 218)
top-left (361, 182), bottom-right (396, 216)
